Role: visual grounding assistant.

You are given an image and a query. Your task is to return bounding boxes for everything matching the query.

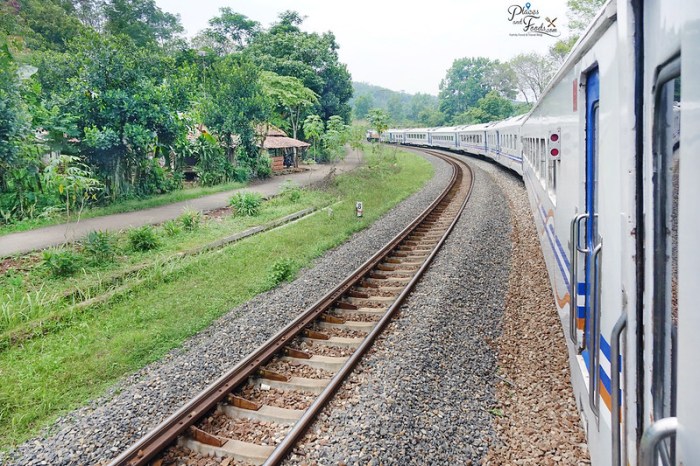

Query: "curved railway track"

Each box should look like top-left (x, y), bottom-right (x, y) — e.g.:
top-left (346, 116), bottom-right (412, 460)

top-left (108, 150), bottom-right (473, 466)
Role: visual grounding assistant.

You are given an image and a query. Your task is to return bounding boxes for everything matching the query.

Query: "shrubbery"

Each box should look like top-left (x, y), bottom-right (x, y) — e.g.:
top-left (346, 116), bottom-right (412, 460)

top-left (128, 225), bottom-right (160, 252)
top-left (179, 208), bottom-right (201, 231)
top-left (83, 231), bottom-right (117, 264)
top-left (268, 258), bottom-right (296, 286)
top-left (229, 192), bottom-right (263, 216)
top-left (42, 248), bottom-right (83, 277)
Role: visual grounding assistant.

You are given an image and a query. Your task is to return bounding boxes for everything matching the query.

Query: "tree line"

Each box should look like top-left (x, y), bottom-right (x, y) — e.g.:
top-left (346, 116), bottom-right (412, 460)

top-left (357, 0), bottom-right (605, 129)
top-left (0, 1), bottom-right (353, 224)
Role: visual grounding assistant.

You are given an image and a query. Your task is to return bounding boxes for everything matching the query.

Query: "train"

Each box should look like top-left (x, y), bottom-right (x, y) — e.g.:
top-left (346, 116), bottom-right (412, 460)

top-left (382, 0), bottom-right (698, 464)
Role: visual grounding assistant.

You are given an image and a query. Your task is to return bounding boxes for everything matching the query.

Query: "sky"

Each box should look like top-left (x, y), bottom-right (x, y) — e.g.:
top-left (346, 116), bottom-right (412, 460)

top-left (155, 0), bottom-right (571, 96)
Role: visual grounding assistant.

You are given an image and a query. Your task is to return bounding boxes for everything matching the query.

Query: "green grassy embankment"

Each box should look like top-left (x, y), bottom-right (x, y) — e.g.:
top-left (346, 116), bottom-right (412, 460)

top-left (0, 145), bottom-right (433, 449)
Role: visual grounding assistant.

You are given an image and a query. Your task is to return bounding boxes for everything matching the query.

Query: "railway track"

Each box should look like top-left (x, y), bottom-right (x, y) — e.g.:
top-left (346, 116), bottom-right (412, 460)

top-left (107, 150), bottom-right (473, 466)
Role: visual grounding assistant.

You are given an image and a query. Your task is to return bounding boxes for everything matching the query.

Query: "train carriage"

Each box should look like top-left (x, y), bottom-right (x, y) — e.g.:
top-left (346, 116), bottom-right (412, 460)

top-left (426, 126), bottom-right (458, 150)
top-left (485, 116), bottom-right (525, 175)
top-left (455, 123), bottom-right (489, 157)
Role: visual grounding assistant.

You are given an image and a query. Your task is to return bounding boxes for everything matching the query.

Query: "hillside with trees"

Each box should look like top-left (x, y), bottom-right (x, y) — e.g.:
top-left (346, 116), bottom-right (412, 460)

top-left (0, 1), bottom-right (353, 226)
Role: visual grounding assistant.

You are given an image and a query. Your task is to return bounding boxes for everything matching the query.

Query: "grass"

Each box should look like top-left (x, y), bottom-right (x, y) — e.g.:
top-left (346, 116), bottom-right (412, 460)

top-left (0, 180), bottom-right (247, 236)
top-left (0, 145), bottom-right (433, 450)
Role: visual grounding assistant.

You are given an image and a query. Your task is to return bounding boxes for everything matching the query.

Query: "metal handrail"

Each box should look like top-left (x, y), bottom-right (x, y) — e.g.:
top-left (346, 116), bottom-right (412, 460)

top-left (589, 242), bottom-right (603, 418)
top-left (639, 417), bottom-right (678, 466)
top-left (611, 313), bottom-right (627, 466)
top-left (569, 213), bottom-right (589, 345)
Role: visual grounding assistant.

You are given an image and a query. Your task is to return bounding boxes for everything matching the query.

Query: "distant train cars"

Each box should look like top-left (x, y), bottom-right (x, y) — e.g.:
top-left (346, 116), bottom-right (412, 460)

top-left (383, 0), bottom-right (699, 464)
top-left (365, 130), bottom-right (380, 142)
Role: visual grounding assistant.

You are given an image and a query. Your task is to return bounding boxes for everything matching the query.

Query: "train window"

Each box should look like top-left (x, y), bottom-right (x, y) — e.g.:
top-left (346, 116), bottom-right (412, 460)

top-left (651, 67), bottom-right (681, 465)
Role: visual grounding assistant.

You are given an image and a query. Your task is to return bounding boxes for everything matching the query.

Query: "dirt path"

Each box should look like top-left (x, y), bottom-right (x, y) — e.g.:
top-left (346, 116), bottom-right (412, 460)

top-left (0, 153), bottom-right (362, 258)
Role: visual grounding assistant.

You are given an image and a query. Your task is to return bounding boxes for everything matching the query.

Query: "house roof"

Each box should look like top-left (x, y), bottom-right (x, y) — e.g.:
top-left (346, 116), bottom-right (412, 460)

top-left (262, 136), bottom-right (310, 149)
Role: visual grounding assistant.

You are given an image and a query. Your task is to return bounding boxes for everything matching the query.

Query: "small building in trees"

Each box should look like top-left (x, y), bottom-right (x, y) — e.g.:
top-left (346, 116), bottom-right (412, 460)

top-left (257, 125), bottom-right (310, 171)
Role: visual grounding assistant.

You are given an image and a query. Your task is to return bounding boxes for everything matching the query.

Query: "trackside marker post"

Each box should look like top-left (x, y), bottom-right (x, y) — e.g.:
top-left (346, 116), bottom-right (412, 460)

top-left (356, 201), bottom-right (363, 218)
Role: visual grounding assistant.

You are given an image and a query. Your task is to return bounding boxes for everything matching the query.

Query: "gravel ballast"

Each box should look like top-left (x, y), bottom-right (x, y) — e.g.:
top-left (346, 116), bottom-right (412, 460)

top-left (2, 154), bottom-right (452, 466)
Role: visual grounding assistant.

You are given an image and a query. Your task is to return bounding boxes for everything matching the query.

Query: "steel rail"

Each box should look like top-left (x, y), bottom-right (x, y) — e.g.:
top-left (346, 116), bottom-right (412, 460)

top-left (264, 152), bottom-right (474, 465)
top-left (108, 150), bottom-right (468, 466)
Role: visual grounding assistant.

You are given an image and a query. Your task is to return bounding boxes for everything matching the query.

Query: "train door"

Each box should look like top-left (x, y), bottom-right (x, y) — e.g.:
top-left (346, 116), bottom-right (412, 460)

top-left (571, 67), bottom-right (602, 408)
top-left (639, 62), bottom-right (682, 466)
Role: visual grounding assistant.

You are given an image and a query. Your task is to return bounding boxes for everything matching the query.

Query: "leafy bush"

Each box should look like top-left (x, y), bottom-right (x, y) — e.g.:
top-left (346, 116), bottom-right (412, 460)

top-left (280, 181), bottom-right (302, 202)
top-left (192, 134), bottom-right (234, 186)
top-left (42, 248), bottom-right (83, 277)
top-left (268, 258), bottom-right (296, 286)
top-left (179, 208), bottom-right (201, 231)
top-left (83, 230), bottom-right (117, 264)
top-left (162, 219), bottom-right (182, 236)
top-left (231, 166), bottom-right (250, 183)
top-left (128, 225), bottom-right (160, 252)
top-left (256, 155), bottom-right (272, 179)
top-left (229, 192), bottom-right (263, 216)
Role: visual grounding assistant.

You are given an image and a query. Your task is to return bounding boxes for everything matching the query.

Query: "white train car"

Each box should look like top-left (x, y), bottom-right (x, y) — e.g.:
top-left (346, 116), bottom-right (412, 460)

top-left (520, 0), bottom-right (700, 464)
top-left (485, 116), bottom-right (525, 175)
top-left (426, 126), bottom-right (458, 150)
top-left (519, 3), bottom-right (629, 463)
top-left (404, 128), bottom-right (429, 146)
top-left (455, 123), bottom-right (489, 157)
top-left (385, 129), bottom-right (405, 144)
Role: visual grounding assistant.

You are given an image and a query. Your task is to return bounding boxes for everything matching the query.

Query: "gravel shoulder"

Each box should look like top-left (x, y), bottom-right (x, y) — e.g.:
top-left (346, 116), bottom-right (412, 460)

top-left (478, 158), bottom-right (591, 465)
top-left (1, 152), bottom-right (450, 466)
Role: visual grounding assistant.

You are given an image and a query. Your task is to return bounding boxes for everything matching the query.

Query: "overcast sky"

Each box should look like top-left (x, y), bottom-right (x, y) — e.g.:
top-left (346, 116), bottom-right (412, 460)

top-left (155, 0), bottom-right (571, 96)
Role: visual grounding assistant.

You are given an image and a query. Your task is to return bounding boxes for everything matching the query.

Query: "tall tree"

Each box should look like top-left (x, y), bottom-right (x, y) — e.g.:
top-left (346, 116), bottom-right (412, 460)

top-left (508, 53), bottom-right (556, 103)
top-left (55, 31), bottom-right (185, 198)
top-left (202, 54), bottom-right (268, 169)
top-left (567, 0), bottom-right (607, 33)
top-left (0, 0), bottom-right (87, 51)
top-left (260, 71), bottom-right (317, 141)
top-left (193, 8), bottom-right (260, 56)
top-left (245, 11), bottom-right (353, 122)
top-left (438, 57), bottom-right (516, 122)
top-left (104, 0), bottom-right (183, 47)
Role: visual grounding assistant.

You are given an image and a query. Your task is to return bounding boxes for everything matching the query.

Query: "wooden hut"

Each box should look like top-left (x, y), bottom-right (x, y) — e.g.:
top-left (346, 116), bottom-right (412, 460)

top-left (257, 125), bottom-right (310, 171)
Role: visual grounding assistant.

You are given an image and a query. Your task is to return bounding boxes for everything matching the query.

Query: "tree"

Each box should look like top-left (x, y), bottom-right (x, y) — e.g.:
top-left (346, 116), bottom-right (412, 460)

top-left (549, 36), bottom-right (579, 66)
top-left (0, 0), bottom-right (87, 51)
top-left (303, 114), bottom-right (324, 160)
top-left (406, 93), bottom-right (437, 123)
top-left (104, 0), bottom-right (183, 47)
top-left (454, 91), bottom-right (514, 124)
top-left (55, 31), bottom-right (186, 198)
top-left (0, 44), bottom-right (29, 191)
top-left (193, 8), bottom-right (260, 56)
top-left (202, 54), bottom-right (268, 171)
top-left (353, 93), bottom-right (373, 120)
top-left (367, 108), bottom-right (389, 138)
top-left (438, 57), bottom-right (516, 122)
top-left (567, 0), bottom-right (607, 33)
top-left (245, 11), bottom-right (353, 122)
top-left (386, 94), bottom-right (404, 124)
top-left (508, 53), bottom-right (556, 103)
top-left (260, 71), bottom-right (317, 141)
